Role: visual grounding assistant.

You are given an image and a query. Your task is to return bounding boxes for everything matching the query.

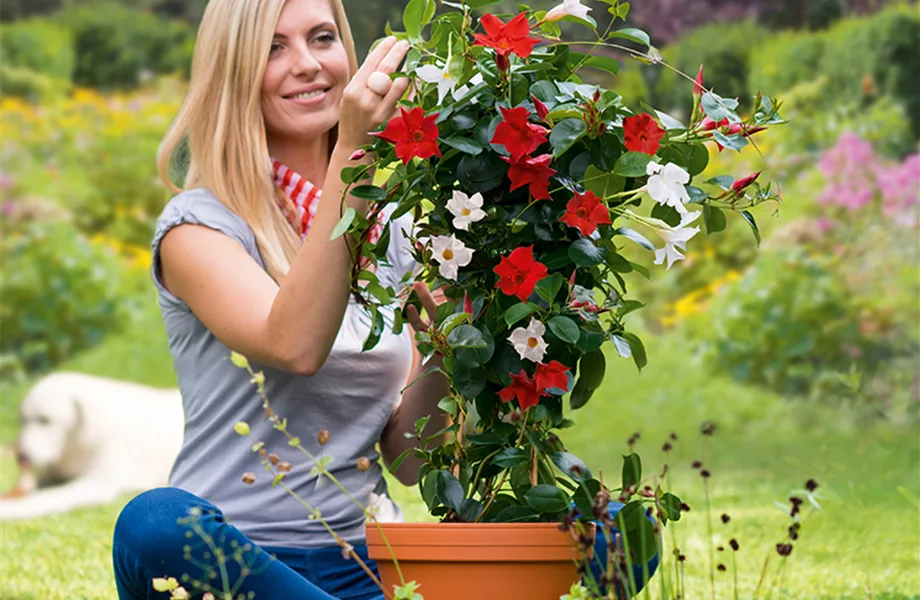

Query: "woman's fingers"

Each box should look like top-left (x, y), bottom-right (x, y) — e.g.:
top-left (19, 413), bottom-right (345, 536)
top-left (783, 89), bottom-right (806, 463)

top-left (375, 40), bottom-right (410, 75)
top-left (414, 282), bottom-right (441, 322)
top-left (354, 36), bottom-right (399, 83)
top-left (406, 304), bottom-right (428, 332)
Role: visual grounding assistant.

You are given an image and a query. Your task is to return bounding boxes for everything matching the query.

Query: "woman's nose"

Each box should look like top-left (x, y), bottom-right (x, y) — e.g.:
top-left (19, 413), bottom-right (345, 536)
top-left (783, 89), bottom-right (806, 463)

top-left (292, 46), bottom-right (322, 77)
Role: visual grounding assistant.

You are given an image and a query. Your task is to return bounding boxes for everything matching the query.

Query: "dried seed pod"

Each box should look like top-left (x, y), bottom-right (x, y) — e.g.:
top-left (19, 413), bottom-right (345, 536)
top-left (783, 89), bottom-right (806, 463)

top-left (269, 453), bottom-right (280, 465)
top-left (241, 472), bottom-right (256, 485)
top-left (277, 461), bottom-right (293, 473)
top-left (357, 457), bottom-right (372, 472)
top-left (318, 429), bottom-right (331, 446)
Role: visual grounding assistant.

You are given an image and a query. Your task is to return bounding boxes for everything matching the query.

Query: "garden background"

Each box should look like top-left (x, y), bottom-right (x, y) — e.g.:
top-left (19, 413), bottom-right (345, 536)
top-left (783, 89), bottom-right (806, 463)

top-left (0, 0), bottom-right (918, 598)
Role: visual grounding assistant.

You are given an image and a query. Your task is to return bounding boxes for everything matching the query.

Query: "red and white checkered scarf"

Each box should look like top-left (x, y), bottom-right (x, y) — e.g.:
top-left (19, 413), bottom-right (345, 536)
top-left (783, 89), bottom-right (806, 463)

top-left (271, 159), bottom-right (384, 245)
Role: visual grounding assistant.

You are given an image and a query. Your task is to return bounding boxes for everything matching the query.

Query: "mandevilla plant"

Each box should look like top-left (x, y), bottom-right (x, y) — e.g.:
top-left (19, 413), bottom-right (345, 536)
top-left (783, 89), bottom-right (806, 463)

top-left (332, 0), bottom-right (784, 536)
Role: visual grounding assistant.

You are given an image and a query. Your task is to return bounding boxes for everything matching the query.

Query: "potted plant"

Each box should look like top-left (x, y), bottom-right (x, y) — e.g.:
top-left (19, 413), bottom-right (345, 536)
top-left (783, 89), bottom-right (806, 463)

top-left (327, 0), bottom-right (784, 597)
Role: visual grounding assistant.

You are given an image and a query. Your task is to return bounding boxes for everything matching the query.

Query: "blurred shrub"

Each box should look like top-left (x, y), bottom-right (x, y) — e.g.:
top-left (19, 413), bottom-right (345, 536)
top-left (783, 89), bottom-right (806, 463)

top-left (0, 64), bottom-right (70, 103)
top-left (749, 4), bottom-right (920, 140)
top-left (0, 218), bottom-right (145, 372)
top-left (0, 81), bottom-right (182, 246)
top-left (54, 3), bottom-right (195, 89)
top-left (0, 19), bottom-right (74, 81)
top-left (650, 20), bottom-right (770, 117)
top-left (691, 248), bottom-right (869, 395)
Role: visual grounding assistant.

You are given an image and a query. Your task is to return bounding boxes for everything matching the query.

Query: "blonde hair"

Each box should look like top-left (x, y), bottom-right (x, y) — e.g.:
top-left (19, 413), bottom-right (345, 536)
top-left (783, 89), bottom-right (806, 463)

top-left (157, 0), bottom-right (359, 280)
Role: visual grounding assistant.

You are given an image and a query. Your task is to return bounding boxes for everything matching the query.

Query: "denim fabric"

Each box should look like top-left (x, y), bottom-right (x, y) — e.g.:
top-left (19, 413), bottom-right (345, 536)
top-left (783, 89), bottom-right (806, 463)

top-left (113, 489), bottom-right (657, 599)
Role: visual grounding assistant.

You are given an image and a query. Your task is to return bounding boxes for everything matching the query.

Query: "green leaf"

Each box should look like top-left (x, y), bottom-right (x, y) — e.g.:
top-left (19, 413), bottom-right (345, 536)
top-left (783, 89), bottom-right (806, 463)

top-left (534, 273), bottom-right (564, 305)
top-left (493, 504), bottom-right (540, 522)
top-left (613, 151), bottom-right (651, 177)
top-left (660, 492), bottom-right (682, 522)
top-left (329, 207), bottom-right (356, 241)
top-left (492, 447), bottom-right (529, 469)
top-left (442, 135), bottom-right (484, 156)
top-left (550, 452), bottom-right (592, 481)
top-left (575, 329), bottom-right (605, 353)
top-left (403, 0), bottom-right (427, 41)
top-left (688, 144), bottom-right (709, 176)
top-left (570, 349), bottom-right (606, 409)
top-left (622, 332), bottom-right (647, 371)
top-left (611, 334), bottom-right (631, 359)
top-left (741, 210), bottom-right (761, 245)
top-left (349, 185), bottom-right (387, 201)
top-left (575, 54), bottom-right (620, 77)
top-left (712, 130), bottom-right (748, 152)
top-left (621, 452), bottom-right (642, 490)
top-left (504, 302), bottom-right (537, 328)
top-left (700, 92), bottom-right (738, 123)
top-left (439, 312), bottom-right (471, 336)
top-left (548, 316), bottom-right (580, 344)
top-left (654, 110), bottom-right (685, 131)
top-left (455, 325), bottom-right (494, 367)
top-left (435, 470), bottom-right (465, 511)
top-left (453, 361), bottom-right (486, 398)
top-left (549, 118), bottom-right (587, 157)
top-left (626, 514), bottom-right (659, 564)
top-left (568, 238), bottom-right (608, 268)
top-left (458, 152), bottom-right (506, 193)
top-left (524, 484), bottom-right (569, 514)
top-left (584, 165), bottom-right (625, 197)
top-left (458, 498), bottom-right (485, 522)
top-left (703, 205), bottom-right (726, 234)
top-left (615, 227), bottom-right (654, 250)
top-left (446, 324), bottom-right (487, 349)
top-left (572, 478), bottom-right (602, 516)
top-left (388, 447), bottom-right (415, 475)
top-left (609, 28), bottom-right (650, 47)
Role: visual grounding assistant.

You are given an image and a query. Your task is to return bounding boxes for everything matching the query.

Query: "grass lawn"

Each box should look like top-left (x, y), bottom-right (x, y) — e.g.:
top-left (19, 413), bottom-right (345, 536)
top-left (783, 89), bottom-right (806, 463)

top-left (1, 300), bottom-right (917, 599)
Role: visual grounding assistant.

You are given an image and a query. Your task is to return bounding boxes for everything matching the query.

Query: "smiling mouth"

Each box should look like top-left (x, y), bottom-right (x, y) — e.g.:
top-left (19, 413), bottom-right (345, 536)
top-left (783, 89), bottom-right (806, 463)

top-left (285, 88), bottom-right (330, 100)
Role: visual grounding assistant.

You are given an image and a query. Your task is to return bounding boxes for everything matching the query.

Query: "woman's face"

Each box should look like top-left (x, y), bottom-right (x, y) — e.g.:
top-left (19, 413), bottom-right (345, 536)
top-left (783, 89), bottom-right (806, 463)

top-left (261, 0), bottom-right (349, 144)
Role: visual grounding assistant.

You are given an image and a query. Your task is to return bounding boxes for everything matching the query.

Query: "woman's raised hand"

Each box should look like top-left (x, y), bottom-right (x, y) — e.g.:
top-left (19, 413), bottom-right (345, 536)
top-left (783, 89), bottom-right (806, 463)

top-left (336, 36), bottom-right (411, 151)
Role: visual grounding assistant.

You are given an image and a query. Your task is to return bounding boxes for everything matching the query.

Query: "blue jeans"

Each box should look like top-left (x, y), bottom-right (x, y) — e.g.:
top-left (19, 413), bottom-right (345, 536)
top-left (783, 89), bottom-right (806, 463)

top-left (112, 489), bottom-right (657, 599)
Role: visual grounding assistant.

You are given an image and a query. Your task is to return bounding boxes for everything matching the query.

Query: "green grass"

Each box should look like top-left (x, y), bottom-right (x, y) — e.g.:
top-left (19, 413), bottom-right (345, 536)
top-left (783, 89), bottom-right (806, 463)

top-left (1, 301), bottom-right (917, 599)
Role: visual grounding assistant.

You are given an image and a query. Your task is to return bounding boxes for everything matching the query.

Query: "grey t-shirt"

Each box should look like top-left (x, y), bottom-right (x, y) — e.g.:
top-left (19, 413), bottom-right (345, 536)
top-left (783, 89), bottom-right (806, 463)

top-left (151, 188), bottom-right (415, 548)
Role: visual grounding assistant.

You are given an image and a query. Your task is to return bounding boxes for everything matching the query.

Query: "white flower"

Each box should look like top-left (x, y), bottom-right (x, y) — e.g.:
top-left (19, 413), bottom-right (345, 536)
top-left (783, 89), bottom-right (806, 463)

top-left (430, 235), bottom-right (473, 281)
top-left (417, 63), bottom-right (457, 106)
top-left (545, 0), bottom-right (592, 22)
top-left (452, 73), bottom-right (484, 104)
top-left (446, 190), bottom-right (487, 231)
top-left (646, 161), bottom-right (691, 214)
top-left (508, 318), bottom-right (548, 363)
top-left (652, 211), bottom-right (701, 270)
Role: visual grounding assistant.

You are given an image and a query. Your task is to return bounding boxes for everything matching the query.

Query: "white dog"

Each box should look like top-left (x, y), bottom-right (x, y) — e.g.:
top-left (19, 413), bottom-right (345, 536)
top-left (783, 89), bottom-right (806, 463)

top-left (0, 372), bottom-right (183, 520)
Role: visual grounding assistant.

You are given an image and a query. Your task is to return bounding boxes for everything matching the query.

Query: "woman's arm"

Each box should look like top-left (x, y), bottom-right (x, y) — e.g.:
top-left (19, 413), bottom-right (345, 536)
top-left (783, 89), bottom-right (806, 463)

top-left (159, 38), bottom-right (411, 375)
top-left (379, 283), bottom-right (452, 486)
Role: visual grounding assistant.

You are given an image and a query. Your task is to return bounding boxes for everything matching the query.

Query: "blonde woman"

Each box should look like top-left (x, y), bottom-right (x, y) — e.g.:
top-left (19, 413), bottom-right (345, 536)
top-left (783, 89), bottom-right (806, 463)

top-left (111, 0), bottom-right (448, 598)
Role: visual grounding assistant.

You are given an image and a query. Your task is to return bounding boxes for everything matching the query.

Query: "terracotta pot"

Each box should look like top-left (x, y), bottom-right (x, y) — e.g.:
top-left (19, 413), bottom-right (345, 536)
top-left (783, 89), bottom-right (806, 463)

top-left (366, 521), bottom-right (594, 600)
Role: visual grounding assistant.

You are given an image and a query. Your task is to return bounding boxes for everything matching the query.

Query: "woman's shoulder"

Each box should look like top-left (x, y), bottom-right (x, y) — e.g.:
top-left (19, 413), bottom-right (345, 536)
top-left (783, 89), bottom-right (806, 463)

top-left (153, 187), bottom-right (259, 260)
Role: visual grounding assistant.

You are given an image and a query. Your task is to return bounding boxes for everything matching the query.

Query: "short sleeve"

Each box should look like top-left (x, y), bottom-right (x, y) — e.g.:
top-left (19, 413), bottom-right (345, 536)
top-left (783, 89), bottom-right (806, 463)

top-left (151, 188), bottom-right (262, 309)
top-left (376, 207), bottom-right (420, 290)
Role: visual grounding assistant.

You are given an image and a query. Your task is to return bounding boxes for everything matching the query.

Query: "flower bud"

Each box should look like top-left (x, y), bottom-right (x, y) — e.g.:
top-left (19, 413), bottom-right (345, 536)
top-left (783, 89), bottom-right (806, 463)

top-left (233, 422), bottom-right (251, 436)
top-left (317, 429), bottom-right (331, 446)
top-left (230, 352), bottom-right (250, 369)
top-left (531, 94), bottom-right (549, 121)
top-left (730, 171), bottom-right (761, 194)
top-left (242, 472), bottom-right (256, 485)
top-left (278, 461), bottom-right (293, 473)
top-left (693, 65), bottom-right (705, 98)
top-left (269, 453), bottom-right (280, 465)
top-left (349, 149), bottom-right (367, 161)
top-left (172, 588), bottom-right (191, 600)
top-left (152, 578), bottom-right (179, 593)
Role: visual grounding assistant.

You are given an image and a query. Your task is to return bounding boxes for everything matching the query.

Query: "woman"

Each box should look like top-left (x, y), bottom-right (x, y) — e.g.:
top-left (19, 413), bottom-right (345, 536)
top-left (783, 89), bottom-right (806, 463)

top-left (111, 0), bottom-right (448, 598)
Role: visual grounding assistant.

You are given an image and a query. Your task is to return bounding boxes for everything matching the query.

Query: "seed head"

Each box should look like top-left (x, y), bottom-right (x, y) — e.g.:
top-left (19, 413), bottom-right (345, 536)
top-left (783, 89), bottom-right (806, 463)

top-left (679, 502), bottom-right (691, 512)
top-left (805, 479), bottom-right (819, 492)
top-left (729, 538), bottom-right (739, 551)
top-left (241, 472), bottom-right (256, 485)
top-left (720, 513), bottom-right (731, 524)
top-left (776, 543), bottom-right (793, 557)
top-left (700, 469), bottom-right (711, 479)
top-left (357, 457), bottom-right (372, 472)
top-left (717, 564), bottom-right (726, 572)
top-left (692, 460), bottom-right (703, 469)
top-left (317, 429), bottom-right (331, 446)
top-left (269, 453), bottom-right (280, 465)
top-left (277, 461), bottom-right (292, 473)
top-left (670, 432), bottom-right (678, 441)
top-left (662, 442), bottom-right (673, 452)
top-left (700, 421), bottom-right (716, 436)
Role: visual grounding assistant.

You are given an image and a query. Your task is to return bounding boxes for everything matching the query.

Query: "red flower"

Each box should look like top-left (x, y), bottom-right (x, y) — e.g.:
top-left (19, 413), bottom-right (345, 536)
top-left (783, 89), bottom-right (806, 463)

top-left (492, 106), bottom-right (549, 162)
top-left (372, 106), bottom-right (441, 166)
top-left (498, 369), bottom-right (544, 410)
top-left (623, 113), bottom-right (665, 156)
top-left (472, 13), bottom-right (540, 59)
top-left (494, 246), bottom-right (548, 302)
top-left (502, 153), bottom-right (556, 200)
top-left (559, 190), bottom-right (611, 236)
top-left (535, 360), bottom-right (570, 393)
top-left (532, 94), bottom-right (550, 121)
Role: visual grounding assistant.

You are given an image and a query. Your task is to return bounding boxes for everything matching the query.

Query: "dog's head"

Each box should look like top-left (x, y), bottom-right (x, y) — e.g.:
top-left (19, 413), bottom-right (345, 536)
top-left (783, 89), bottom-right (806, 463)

top-left (17, 377), bottom-right (82, 473)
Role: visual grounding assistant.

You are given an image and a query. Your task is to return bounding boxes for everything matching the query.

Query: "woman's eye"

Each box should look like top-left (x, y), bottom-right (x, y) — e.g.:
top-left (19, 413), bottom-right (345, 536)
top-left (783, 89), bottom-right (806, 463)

top-left (269, 43), bottom-right (283, 55)
top-left (315, 32), bottom-right (337, 44)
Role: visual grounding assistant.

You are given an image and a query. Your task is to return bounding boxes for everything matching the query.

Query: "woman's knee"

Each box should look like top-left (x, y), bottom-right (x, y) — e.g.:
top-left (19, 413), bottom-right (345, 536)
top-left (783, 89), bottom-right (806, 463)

top-left (113, 487), bottom-right (220, 558)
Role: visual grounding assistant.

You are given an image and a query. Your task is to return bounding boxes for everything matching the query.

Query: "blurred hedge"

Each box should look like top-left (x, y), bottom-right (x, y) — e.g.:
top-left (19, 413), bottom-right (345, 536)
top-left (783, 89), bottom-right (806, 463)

top-left (0, 19), bottom-right (74, 80)
top-left (749, 4), bottom-right (920, 140)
